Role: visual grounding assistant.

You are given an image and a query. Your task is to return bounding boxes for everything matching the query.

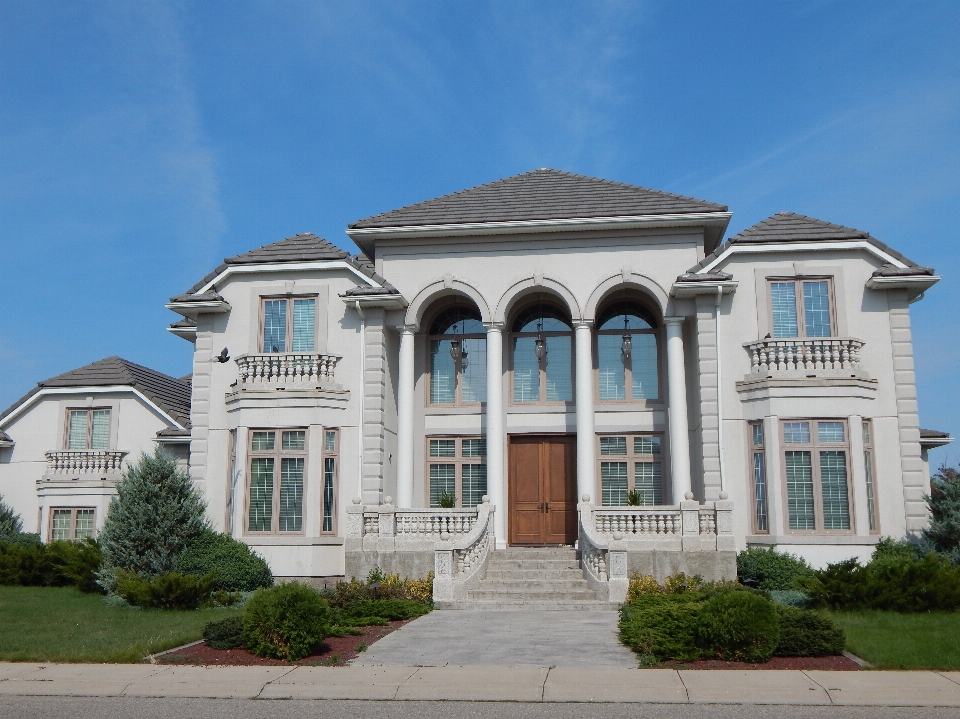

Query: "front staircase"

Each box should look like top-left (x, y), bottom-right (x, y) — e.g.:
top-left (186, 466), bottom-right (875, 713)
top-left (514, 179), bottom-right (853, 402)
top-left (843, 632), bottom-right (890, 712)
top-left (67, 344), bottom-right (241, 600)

top-left (436, 547), bottom-right (617, 610)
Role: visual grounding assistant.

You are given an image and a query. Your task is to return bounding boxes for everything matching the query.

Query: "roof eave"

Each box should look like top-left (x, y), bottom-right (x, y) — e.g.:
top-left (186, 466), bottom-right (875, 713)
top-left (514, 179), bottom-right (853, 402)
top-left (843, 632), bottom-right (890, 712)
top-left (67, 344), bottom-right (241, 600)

top-left (864, 275), bottom-right (941, 298)
top-left (670, 280), bottom-right (739, 298)
top-left (165, 300), bottom-right (232, 320)
top-left (920, 435), bottom-right (953, 449)
top-left (167, 325), bottom-right (198, 343)
top-left (340, 293), bottom-right (409, 310)
top-left (0, 439), bottom-right (13, 449)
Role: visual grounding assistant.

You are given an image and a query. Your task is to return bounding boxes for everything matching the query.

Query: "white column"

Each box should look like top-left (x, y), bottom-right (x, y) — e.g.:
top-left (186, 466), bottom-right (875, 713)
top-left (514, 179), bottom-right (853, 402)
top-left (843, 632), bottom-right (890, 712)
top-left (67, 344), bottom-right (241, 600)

top-left (396, 325), bottom-right (416, 508)
top-left (574, 321), bottom-right (595, 503)
top-left (665, 316), bottom-right (693, 503)
top-left (484, 322), bottom-right (506, 547)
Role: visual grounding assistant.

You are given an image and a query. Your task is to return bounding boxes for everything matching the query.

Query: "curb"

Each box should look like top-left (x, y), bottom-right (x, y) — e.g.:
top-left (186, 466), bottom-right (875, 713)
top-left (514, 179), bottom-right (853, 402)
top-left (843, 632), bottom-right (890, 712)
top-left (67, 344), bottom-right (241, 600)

top-left (145, 640), bottom-right (205, 665)
top-left (842, 650), bottom-right (874, 669)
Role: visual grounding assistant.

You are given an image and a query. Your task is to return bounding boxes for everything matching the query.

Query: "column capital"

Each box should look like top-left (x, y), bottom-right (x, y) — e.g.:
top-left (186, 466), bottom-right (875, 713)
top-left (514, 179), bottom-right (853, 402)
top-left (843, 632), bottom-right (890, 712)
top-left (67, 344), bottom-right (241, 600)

top-left (395, 324), bottom-right (419, 335)
top-left (663, 315), bottom-right (686, 326)
top-left (573, 319), bottom-right (594, 329)
top-left (482, 321), bottom-right (506, 332)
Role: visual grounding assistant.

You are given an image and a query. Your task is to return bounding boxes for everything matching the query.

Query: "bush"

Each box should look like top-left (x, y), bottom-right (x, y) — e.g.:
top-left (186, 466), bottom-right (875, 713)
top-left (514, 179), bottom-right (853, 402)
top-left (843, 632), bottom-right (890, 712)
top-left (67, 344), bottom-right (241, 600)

top-left (774, 605), bottom-right (845, 657)
top-left (203, 616), bottom-right (245, 650)
top-left (694, 590), bottom-right (780, 663)
top-left (320, 570), bottom-right (434, 609)
top-left (2, 532), bottom-right (41, 548)
top-left (619, 594), bottom-right (705, 663)
top-left (768, 590), bottom-right (811, 608)
top-left (115, 570), bottom-right (217, 609)
top-left (736, 547), bottom-right (814, 590)
top-left (626, 574), bottom-right (665, 600)
top-left (174, 530), bottom-right (273, 592)
top-left (0, 494), bottom-right (23, 539)
top-left (872, 536), bottom-right (925, 563)
top-left (924, 465), bottom-right (960, 565)
top-left (339, 598), bottom-right (431, 622)
top-left (0, 538), bottom-right (102, 592)
top-left (243, 582), bottom-right (331, 660)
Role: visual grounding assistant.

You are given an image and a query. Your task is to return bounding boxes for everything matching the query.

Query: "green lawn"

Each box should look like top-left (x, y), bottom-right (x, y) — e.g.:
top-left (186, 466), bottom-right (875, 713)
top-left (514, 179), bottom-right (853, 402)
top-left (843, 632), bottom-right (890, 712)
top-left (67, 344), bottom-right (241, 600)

top-left (828, 610), bottom-right (960, 670)
top-left (0, 586), bottom-right (239, 663)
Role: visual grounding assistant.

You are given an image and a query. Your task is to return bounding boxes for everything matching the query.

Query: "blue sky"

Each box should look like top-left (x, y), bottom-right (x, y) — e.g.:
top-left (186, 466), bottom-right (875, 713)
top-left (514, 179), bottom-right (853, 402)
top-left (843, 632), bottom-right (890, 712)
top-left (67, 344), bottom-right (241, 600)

top-left (1, 0), bottom-right (958, 468)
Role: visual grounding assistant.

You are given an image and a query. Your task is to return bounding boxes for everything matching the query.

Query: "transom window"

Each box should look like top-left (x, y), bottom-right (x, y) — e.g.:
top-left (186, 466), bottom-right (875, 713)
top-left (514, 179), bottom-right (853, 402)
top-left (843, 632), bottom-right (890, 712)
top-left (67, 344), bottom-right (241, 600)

top-left (769, 279), bottom-right (834, 338)
top-left (748, 422), bottom-right (769, 533)
top-left (427, 437), bottom-right (487, 507)
top-left (511, 304), bottom-right (573, 404)
top-left (51, 508), bottom-right (95, 541)
top-left (598, 434), bottom-right (664, 506)
top-left (595, 302), bottom-right (660, 402)
top-left (261, 296), bottom-right (316, 353)
top-left (428, 306), bottom-right (486, 405)
top-left (66, 409), bottom-right (110, 450)
top-left (247, 429), bottom-right (307, 534)
top-left (782, 420), bottom-right (852, 532)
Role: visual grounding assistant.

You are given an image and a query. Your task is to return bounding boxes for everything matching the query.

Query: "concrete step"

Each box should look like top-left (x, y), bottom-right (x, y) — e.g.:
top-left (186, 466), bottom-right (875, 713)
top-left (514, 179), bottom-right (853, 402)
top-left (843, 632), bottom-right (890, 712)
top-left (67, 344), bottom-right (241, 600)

top-left (477, 578), bottom-right (590, 589)
top-left (468, 589), bottom-right (599, 601)
top-left (482, 569), bottom-right (585, 580)
top-left (436, 599), bottom-right (619, 611)
top-left (492, 548), bottom-right (576, 559)
top-left (485, 559), bottom-right (580, 570)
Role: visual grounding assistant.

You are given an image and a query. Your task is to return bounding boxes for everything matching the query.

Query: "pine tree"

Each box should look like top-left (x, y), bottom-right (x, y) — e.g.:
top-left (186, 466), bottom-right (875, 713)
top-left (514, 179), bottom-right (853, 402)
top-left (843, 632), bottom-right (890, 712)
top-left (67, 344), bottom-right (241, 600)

top-left (0, 493), bottom-right (23, 539)
top-left (98, 448), bottom-right (208, 590)
top-left (924, 464), bottom-right (960, 564)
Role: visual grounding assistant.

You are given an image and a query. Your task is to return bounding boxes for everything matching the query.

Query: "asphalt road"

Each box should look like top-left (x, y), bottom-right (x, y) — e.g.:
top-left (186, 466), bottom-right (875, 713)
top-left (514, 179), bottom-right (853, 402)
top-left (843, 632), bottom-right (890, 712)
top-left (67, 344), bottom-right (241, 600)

top-left (3, 697), bottom-right (959, 719)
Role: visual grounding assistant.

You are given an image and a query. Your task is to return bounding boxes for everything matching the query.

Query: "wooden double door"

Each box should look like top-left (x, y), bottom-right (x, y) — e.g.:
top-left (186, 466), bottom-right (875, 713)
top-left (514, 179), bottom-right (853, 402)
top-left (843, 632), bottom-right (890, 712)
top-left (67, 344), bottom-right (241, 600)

top-left (508, 434), bottom-right (578, 545)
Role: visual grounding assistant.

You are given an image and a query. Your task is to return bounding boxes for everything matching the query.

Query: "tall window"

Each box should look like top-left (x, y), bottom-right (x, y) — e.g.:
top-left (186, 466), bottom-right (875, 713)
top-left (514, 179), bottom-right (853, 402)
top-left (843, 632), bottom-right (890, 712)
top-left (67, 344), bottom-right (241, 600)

top-left (769, 279), bottom-right (834, 338)
top-left (748, 422), bottom-right (769, 533)
top-left (51, 508), bottom-right (95, 541)
top-left (428, 306), bottom-right (486, 405)
top-left (427, 437), bottom-right (487, 507)
top-left (596, 302), bottom-right (660, 402)
top-left (862, 420), bottom-right (879, 533)
top-left (247, 429), bottom-right (307, 534)
top-left (261, 297), bottom-right (316, 353)
top-left (598, 434), bottom-right (664, 506)
top-left (782, 420), bottom-right (852, 532)
top-left (66, 409), bottom-right (110, 450)
top-left (322, 429), bottom-right (338, 534)
top-left (511, 304), bottom-right (572, 403)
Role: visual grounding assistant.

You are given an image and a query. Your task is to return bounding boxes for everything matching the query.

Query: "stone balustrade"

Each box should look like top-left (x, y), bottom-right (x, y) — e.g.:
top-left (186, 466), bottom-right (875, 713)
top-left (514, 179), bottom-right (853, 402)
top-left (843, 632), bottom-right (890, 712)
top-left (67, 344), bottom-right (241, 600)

top-left (44, 450), bottom-right (127, 476)
top-left (433, 498), bottom-right (496, 602)
top-left (346, 499), bottom-right (481, 552)
top-left (234, 353), bottom-right (340, 387)
top-left (744, 337), bottom-right (864, 375)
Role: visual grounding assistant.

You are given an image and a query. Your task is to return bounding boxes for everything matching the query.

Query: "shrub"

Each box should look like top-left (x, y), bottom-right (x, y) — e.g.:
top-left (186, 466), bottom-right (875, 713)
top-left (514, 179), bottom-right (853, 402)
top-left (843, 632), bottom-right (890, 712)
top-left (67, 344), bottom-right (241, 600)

top-left (0, 538), bottom-right (102, 592)
top-left (924, 465), bottom-right (960, 565)
top-left (340, 598), bottom-right (431, 621)
top-left (2, 532), bottom-right (41, 548)
top-left (174, 530), bottom-right (273, 592)
top-left (203, 616), bottom-right (245, 650)
top-left (45, 538), bottom-right (103, 593)
top-left (115, 570), bottom-right (217, 609)
top-left (872, 536), bottom-right (925, 563)
top-left (694, 590), bottom-right (780, 663)
top-left (97, 449), bottom-right (207, 592)
top-left (767, 590), bottom-right (811, 608)
top-left (627, 574), bottom-right (665, 600)
top-left (0, 494), bottom-right (23, 539)
top-left (774, 605), bottom-right (845, 657)
top-left (243, 582), bottom-right (331, 660)
top-left (736, 547), bottom-right (814, 591)
top-left (320, 571), bottom-right (435, 609)
top-left (619, 594), bottom-right (705, 663)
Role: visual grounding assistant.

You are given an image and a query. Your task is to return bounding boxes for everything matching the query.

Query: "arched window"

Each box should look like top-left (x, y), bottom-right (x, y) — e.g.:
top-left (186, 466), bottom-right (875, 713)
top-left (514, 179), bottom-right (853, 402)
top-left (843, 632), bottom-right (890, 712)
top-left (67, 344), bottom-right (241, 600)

top-left (428, 305), bottom-right (486, 405)
top-left (511, 303), bottom-right (573, 403)
top-left (596, 302), bottom-right (660, 402)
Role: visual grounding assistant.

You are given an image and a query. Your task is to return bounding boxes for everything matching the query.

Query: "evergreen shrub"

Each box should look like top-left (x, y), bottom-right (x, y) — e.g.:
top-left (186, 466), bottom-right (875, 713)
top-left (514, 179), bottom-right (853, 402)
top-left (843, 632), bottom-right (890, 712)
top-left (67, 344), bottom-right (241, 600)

top-left (618, 593), bottom-right (705, 663)
top-left (203, 616), bottom-right (245, 650)
top-left (774, 605), bottom-right (845, 657)
top-left (174, 529), bottom-right (272, 592)
top-left (0, 538), bottom-right (102, 592)
top-left (0, 494), bottom-right (23, 539)
top-left (924, 465), bottom-right (960, 565)
top-left (243, 582), bottom-right (331, 660)
top-left (694, 590), bottom-right (780, 663)
top-left (115, 570), bottom-right (217, 609)
top-left (339, 598), bottom-right (431, 622)
top-left (736, 547), bottom-right (814, 590)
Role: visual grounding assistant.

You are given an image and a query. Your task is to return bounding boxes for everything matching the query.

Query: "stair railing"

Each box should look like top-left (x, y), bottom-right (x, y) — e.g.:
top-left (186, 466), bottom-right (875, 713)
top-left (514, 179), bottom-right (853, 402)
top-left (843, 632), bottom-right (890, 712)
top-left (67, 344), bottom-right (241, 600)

top-left (577, 496), bottom-right (628, 604)
top-left (432, 497), bottom-right (496, 603)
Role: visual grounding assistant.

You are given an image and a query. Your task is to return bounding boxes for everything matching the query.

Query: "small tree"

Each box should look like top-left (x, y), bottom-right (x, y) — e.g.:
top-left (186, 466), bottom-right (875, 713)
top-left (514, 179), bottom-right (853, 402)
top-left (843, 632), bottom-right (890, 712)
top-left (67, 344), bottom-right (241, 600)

top-left (0, 494), bottom-right (23, 539)
top-left (98, 448), bottom-right (208, 591)
top-left (924, 464), bottom-right (960, 564)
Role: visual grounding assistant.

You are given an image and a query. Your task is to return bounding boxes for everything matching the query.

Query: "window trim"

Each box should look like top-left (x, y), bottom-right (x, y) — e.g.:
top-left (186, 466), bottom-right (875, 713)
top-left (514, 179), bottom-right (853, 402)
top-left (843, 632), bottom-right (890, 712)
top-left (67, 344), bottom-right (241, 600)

top-left (63, 408), bottom-right (112, 451)
top-left (244, 428), bottom-right (309, 536)
top-left (593, 306), bottom-right (664, 406)
top-left (767, 277), bottom-right (837, 339)
top-left (424, 435), bottom-right (488, 508)
top-left (508, 303), bottom-right (575, 406)
top-left (595, 432), bottom-right (668, 506)
top-left (321, 428), bottom-right (339, 535)
top-left (258, 294), bottom-right (319, 353)
top-left (862, 419), bottom-right (880, 534)
top-left (747, 421), bottom-right (769, 534)
top-left (49, 507), bottom-right (96, 542)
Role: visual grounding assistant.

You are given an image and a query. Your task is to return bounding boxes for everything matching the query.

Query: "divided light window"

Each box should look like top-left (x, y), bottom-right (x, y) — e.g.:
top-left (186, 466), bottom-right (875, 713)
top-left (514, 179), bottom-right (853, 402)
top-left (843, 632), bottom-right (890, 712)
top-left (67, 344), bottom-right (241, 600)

top-left (427, 437), bottom-right (487, 508)
top-left (428, 306), bottom-right (486, 405)
top-left (782, 420), bottom-right (852, 533)
top-left (511, 305), bottom-right (573, 404)
top-left (261, 297), bottom-right (316, 353)
top-left (66, 409), bottom-right (110, 450)
top-left (769, 279), bottom-right (834, 338)
top-left (247, 429), bottom-right (307, 534)
top-left (51, 508), bottom-right (95, 541)
top-left (322, 429), bottom-right (339, 534)
top-left (595, 303), bottom-right (660, 402)
top-left (862, 420), bottom-right (879, 533)
top-left (748, 422), bottom-right (769, 533)
top-left (598, 434), bottom-right (664, 506)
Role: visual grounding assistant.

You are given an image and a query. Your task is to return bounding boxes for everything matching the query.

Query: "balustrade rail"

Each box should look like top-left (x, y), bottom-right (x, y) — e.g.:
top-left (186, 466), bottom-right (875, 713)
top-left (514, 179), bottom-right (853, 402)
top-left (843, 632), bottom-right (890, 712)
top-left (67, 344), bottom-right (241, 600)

top-left (346, 499), bottom-right (481, 551)
top-left (433, 499), bottom-right (495, 602)
top-left (744, 337), bottom-right (864, 374)
top-left (593, 508), bottom-right (682, 536)
top-left (45, 450), bottom-right (127, 475)
top-left (234, 353), bottom-right (340, 387)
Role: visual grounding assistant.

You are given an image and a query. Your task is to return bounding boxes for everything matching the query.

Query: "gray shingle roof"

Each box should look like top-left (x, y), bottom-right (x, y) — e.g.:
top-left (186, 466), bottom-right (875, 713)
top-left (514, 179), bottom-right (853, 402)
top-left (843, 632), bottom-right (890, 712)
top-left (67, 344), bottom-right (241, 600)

top-left (342, 254), bottom-right (400, 296)
top-left (0, 429), bottom-right (12, 443)
top-left (0, 357), bottom-right (191, 428)
top-left (920, 428), bottom-right (951, 439)
top-left (349, 169), bottom-right (727, 229)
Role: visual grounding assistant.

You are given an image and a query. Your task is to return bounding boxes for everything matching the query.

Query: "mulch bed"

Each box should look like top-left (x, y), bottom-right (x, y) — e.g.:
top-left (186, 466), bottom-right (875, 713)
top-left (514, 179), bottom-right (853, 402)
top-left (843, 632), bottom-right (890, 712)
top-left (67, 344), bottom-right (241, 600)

top-left (661, 655), bottom-right (860, 670)
top-left (156, 619), bottom-right (413, 666)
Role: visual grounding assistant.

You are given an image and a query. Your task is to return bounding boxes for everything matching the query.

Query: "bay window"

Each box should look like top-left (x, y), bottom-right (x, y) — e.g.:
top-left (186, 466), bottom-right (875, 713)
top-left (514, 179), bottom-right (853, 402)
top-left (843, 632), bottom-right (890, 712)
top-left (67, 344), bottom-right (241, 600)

top-left (748, 422), bottom-right (769, 533)
top-left (247, 429), bottom-right (307, 534)
top-left (51, 508), bottom-right (95, 541)
top-left (782, 419), bottom-right (852, 532)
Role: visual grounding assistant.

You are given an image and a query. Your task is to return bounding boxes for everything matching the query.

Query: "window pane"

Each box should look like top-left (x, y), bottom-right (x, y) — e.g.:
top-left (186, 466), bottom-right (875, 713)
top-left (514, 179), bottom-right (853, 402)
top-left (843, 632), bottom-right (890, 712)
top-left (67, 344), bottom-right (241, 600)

top-left (292, 299), bottom-right (316, 352)
top-left (279, 457), bottom-right (304, 532)
top-left (263, 300), bottom-right (287, 353)
top-left (75, 509), bottom-right (95, 539)
top-left (251, 431), bottom-right (275, 451)
top-left (634, 462), bottom-right (663, 505)
top-left (52, 509), bottom-right (72, 541)
top-left (861, 421), bottom-right (871, 445)
top-left (820, 451), bottom-right (850, 530)
top-left (429, 439), bottom-right (456, 458)
top-left (818, 422), bottom-right (845, 444)
top-left (598, 308), bottom-right (653, 331)
top-left (753, 452), bottom-right (768, 532)
top-left (864, 450), bottom-right (877, 532)
top-left (248, 458), bottom-right (274, 532)
top-left (429, 339), bottom-right (456, 404)
top-left (597, 333), bottom-right (626, 401)
top-left (460, 337), bottom-right (487, 403)
top-left (68, 411), bottom-right (87, 450)
top-left (323, 457), bottom-right (335, 532)
top-left (91, 410), bottom-right (110, 450)
top-left (803, 281), bottom-right (831, 338)
top-left (634, 436), bottom-right (661, 455)
top-left (600, 437), bottom-right (627, 455)
top-left (462, 439), bottom-right (486, 457)
top-left (631, 334), bottom-right (659, 400)
top-left (752, 423), bottom-right (764, 447)
top-left (785, 451), bottom-right (815, 530)
top-left (771, 282), bottom-right (799, 338)
top-left (282, 430), bottom-right (306, 451)
top-left (512, 336), bottom-right (540, 402)
top-left (462, 463), bottom-right (487, 507)
top-left (783, 422), bottom-right (811, 444)
top-left (601, 462), bottom-right (628, 506)
top-left (429, 464), bottom-right (456, 507)
top-left (544, 334), bottom-right (572, 401)
top-left (325, 431), bottom-right (337, 453)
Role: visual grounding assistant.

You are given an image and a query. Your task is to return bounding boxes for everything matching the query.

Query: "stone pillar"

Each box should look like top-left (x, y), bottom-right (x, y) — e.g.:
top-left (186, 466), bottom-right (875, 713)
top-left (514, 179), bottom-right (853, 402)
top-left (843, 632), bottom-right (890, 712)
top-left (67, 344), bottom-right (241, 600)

top-left (695, 295), bottom-right (722, 499)
top-left (665, 317), bottom-right (693, 502)
top-left (574, 321), bottom-right (596, 504)
top-left (396, 325), bottom-right (416, 508)
top-left (361, 310), bottom-right (389, 506)
top-left (484, 322), bottom-right (506, 547)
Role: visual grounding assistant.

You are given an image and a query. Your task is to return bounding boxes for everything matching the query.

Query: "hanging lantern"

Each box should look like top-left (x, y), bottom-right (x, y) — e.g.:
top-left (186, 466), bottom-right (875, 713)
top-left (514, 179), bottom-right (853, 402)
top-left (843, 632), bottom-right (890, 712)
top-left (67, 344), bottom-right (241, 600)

top-left (621, 332), bottom-right (632, 360)
top-left (461, 346), bottom-right (469, 369)
top-left (449, 339), bottom-right (462, 362)
top-left (535, 336), bottom-right (546, 360)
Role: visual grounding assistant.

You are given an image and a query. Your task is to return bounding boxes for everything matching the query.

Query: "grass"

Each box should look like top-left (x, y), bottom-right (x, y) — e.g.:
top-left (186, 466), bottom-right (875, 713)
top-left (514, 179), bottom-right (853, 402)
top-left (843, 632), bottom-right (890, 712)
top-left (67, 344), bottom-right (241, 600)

top-left (827, 610), bottom-right (960, 670)
top-left (0, 586), bottom-right (240, 663)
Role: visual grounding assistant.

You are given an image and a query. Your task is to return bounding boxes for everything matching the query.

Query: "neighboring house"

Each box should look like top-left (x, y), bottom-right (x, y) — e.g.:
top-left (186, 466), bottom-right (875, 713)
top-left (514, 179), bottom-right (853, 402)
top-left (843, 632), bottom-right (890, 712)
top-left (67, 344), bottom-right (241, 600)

top-left (0, 357), bottom-right (191, 541)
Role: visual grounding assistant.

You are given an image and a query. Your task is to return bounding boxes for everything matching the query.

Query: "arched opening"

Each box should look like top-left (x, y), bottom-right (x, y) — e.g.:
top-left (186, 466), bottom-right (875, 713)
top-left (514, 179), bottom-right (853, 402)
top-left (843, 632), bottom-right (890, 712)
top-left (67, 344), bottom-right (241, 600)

top-left (425, 299), bottom-right (486, 406)
top-left (510, 300), bottom-right (573, 404)
top-left (595, 294), bottom-right (661, 403)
